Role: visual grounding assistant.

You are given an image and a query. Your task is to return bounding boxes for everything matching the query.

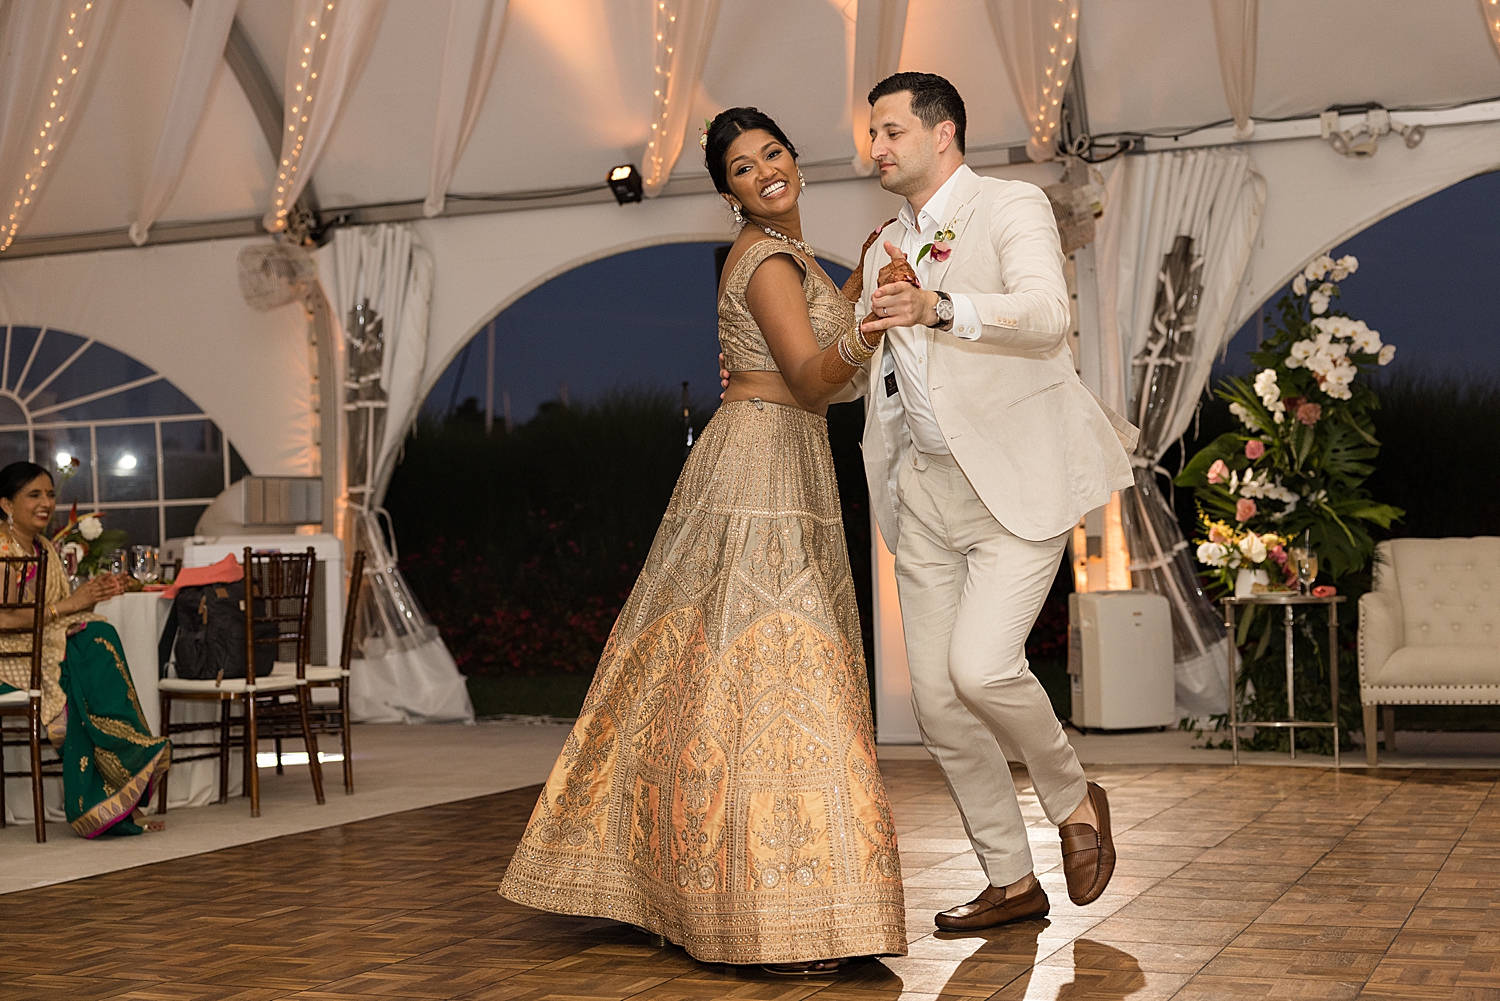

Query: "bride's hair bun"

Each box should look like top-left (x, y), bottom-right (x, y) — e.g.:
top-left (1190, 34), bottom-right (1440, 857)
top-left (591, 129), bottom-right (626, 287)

top-left (703, 108), bottom-right (799, 197)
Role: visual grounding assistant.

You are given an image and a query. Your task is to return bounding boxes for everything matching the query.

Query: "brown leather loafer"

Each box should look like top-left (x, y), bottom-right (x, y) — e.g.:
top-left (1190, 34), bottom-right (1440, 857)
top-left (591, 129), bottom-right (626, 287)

top-left (934, 880), bottom-right (1050, 931)
top-left (1060, 780), bottom-right (1115, 905)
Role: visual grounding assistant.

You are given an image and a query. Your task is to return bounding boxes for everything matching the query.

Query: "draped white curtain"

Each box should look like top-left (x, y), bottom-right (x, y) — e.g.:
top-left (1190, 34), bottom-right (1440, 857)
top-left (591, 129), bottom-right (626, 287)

top-left (425, 0), bottom-right (509, 218)
top-left (984, 0), bottom-right (1079, 163)
top-left (1095, 149), bottom-right (1266, 720)
top-left (1484, 0), bottom-right (1500, 62)
top-left (850, 0), bottom-right (908, 176)
top-left (264, 0), bottom-right (386, 232)
top-left (320, 223), bottom-right (473, 724)
top-left (130, 0), bottom-right (238, 245)
top-left (0, 0), bottom-right (117, 253)
top-left (642, 0), bottom-right (720, 197)
top-left (1211, 0), bottom-right (1258, 140)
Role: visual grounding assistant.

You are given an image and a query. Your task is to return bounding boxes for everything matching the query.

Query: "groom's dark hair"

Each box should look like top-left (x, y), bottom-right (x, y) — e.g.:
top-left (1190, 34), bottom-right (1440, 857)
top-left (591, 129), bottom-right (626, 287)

top-left (868, 72), bottom-right (966, 154)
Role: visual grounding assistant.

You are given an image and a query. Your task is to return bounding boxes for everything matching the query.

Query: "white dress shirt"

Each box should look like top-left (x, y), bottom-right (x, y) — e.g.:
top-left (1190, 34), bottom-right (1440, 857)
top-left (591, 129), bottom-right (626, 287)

top-left (881, 164), bottom-right (983, 455)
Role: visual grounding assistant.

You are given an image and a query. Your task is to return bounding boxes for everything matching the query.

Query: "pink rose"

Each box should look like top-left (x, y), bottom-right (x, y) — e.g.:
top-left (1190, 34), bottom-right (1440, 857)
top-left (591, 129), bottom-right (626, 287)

top-left (1270, 545), bottom-right (1287, 566)
top-left (1207, 459), bottom-right (1229, 485)
top-left (930, 241), bottom-right (952, 262)
top-left (1312, 585), bottom-right (1336, 598)
top-left (1296, 402), bottom-right (1322, 426)
top-left (1244, 439), bottom-right (1265, 460)
top-left (1235, 498), bottom-right (1257, 522)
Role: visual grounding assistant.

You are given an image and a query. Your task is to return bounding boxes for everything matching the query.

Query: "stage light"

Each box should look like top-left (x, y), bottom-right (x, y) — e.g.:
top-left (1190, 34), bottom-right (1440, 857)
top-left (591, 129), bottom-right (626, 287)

top-left (608, 164), bottom-right (643, 204)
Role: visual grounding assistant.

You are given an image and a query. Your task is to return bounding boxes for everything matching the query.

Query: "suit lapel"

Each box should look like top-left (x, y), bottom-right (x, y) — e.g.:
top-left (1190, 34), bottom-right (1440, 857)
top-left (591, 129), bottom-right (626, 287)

top-left (924, 167), bottom-right (983, 292)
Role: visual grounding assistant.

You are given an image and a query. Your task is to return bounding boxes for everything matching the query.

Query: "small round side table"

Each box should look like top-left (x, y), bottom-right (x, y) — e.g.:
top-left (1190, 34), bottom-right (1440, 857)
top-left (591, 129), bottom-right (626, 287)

top-left (1221, 593), bottom-right (1346, 768)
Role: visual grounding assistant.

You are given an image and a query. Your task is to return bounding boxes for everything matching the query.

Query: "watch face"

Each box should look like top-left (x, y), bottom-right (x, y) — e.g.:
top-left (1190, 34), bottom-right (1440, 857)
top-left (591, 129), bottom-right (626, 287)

top-left (936, 297), bottom-right (954, 321)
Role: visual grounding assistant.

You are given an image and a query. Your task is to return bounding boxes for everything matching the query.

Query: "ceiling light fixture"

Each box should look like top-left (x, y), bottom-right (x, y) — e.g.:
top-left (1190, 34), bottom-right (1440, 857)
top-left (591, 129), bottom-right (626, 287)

top-left (608, 164), bottom-right (643, 204)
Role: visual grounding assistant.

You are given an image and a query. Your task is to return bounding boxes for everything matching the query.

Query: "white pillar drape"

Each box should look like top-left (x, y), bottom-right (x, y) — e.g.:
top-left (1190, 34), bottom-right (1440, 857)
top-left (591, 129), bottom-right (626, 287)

top-left (985, 0), bottom-right (1079, 163)
top-left (0, 0), bottom-right (117, 253)
top-left (264, 0), bottom-right (387, 233)
top-left (129, 0), bottom-right (239, 246)
top-left (850, 0), bottom-right (908, 176)
top-left (318, 223), bottom-right (473, 724)
top-left (1483, 0), bottom-right (1500, 62)
top-left (642, 0), bottom-right (720, 197)
top-left (1210, 0), bottom-right (1258, 141)
top-left (424, 0), bottom-right (509, 218)
top-left (1094, 148), bottom-right (1266, 720)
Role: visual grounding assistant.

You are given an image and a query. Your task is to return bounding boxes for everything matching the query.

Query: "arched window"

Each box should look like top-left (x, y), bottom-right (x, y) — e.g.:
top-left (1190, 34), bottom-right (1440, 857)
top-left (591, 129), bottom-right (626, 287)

top-left (0, 326), bottom-right (249, 546)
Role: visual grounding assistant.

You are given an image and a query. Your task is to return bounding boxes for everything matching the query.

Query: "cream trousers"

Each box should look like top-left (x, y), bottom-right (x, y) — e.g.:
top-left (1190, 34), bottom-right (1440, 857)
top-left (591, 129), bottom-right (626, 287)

top-left (894, 448), bottom-right (1088, 886)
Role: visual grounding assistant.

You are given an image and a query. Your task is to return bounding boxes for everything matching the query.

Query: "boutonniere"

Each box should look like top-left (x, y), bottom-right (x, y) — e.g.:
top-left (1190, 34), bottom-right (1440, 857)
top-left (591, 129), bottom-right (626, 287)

top-left (915, 216), bottom-right (958, 266)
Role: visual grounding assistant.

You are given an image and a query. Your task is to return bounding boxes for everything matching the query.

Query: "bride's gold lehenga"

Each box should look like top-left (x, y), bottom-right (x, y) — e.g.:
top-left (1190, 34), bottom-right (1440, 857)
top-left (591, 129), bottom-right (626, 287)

top-left (499, 239), bottom-right (907, 964)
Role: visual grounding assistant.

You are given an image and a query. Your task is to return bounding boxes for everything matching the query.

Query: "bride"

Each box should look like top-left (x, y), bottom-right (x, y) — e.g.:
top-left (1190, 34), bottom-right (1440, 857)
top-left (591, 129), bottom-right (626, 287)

top-left (500, 107), bottom-right (906, 971)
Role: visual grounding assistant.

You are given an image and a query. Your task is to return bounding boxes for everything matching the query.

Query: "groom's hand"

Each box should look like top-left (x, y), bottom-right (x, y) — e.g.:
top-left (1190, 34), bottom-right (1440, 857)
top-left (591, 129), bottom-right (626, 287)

top-left (862, 242), bottom-right (940, 334)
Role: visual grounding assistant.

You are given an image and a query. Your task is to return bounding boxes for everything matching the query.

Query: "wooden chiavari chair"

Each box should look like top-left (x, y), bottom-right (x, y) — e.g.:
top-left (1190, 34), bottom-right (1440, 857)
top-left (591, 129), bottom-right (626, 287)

top-left (157, 547), bottom-right (325, 816)
top-left (267, 550), bottom-right (366, 794)
top-left (0, 549), bottom-right (56, 842)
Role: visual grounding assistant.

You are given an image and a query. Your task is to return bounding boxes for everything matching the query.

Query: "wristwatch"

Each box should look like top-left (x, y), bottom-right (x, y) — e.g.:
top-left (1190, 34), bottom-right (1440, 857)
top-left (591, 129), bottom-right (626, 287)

top-left (932, 290), bottom-right (955, 330)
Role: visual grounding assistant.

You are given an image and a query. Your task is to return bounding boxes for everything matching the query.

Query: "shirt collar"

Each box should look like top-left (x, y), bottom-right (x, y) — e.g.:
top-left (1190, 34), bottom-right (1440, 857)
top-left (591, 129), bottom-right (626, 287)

top-left (899, 163), bottom-right (971, 236)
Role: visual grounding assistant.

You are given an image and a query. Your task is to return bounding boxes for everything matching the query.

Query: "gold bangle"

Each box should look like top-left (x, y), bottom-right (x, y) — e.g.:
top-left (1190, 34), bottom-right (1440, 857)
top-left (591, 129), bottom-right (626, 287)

top-left (838, 329), bottom-right (874, 367)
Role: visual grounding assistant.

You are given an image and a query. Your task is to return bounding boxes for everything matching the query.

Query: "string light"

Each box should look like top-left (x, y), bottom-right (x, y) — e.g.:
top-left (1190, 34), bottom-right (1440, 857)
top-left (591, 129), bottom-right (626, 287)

top-left (1024, 0), bottom-right (1078, 155)
top-left (1487, 0), bottom-right (1500, 55)
top-left (273, 2), bottom-right (336, 228)
top-left (4, 3), bottom-right (95, 251)
top-left (645, 0), bottom-right (681, 186)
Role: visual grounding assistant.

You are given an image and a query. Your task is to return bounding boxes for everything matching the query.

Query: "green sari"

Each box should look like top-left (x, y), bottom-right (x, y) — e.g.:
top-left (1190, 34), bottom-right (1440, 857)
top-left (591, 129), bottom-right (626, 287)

top-left (0, 537), bottom-right (169, 837)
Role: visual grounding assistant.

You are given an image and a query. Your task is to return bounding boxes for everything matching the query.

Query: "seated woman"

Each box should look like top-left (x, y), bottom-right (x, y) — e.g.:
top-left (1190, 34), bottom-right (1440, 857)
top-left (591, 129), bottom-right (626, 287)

top-left (0, 461), bottom-right (170, 837)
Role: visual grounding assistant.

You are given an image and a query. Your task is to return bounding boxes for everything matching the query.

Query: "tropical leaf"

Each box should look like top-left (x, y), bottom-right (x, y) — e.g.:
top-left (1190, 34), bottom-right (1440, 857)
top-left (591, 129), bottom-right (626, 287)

top-left (1176, 432), bottom-right (1244, 486)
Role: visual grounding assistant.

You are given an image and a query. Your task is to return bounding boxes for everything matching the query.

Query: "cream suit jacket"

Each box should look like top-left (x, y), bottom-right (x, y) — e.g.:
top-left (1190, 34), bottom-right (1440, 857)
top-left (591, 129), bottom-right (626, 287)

top-left (850, 168), bottom-right (1137, 547)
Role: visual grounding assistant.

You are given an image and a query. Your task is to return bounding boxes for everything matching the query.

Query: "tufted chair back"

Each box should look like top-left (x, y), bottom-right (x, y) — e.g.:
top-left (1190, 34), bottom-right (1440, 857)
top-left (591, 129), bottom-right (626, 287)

top-left (1378, 538), bottom-right (1500, 649)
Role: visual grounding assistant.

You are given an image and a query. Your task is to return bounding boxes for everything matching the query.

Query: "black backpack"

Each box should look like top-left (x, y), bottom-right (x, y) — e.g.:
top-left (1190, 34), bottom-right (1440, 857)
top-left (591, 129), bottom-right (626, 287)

top-left (158, 580), bottom-right (279, 681)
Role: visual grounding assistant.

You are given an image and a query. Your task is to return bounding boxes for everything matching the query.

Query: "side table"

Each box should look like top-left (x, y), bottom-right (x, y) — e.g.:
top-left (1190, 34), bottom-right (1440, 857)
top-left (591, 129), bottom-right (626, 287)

top-left (1222, 593), bottom-right (1346, 768)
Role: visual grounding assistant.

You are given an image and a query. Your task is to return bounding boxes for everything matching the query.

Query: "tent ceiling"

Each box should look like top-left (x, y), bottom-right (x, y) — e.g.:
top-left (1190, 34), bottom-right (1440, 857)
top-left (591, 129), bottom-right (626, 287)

top-left (9, 0), bottom-right (1500, 249)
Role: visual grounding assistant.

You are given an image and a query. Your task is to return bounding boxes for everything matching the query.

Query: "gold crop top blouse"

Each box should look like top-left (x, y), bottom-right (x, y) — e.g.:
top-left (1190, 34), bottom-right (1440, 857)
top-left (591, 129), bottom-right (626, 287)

top-left (717, 240), bottom-right (855, 373)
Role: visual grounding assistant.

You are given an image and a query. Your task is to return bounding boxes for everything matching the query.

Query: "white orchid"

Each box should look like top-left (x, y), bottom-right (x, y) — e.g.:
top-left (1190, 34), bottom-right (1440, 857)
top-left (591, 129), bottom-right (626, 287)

top-left (1330, 255), bottom-right (1358, 281)
top-left (1304, 255), bottom-right (1335, 282)
top-left (1378, 344), bottom-right (1396, 366)
top-left (1308, 282), bottom-right (1335, 316)
top-left (79, 515), bottom-right (103, 541)
top-left (1196, 541), bottom-right (1229, 567)
top-left (1228, 401), bottom-right (1256, 429)
top-left (1292, 274), bottom-right (1307, 296)
top-left (1238, 533), bottom-right (1268, 564)
top-left (1253, 368), bottom-right (1280, 405)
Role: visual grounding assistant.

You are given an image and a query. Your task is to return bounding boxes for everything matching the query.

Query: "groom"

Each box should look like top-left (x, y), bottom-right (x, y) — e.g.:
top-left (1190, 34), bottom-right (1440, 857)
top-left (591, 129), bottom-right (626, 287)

top-left (854, 72), bottom-right (1136, 929)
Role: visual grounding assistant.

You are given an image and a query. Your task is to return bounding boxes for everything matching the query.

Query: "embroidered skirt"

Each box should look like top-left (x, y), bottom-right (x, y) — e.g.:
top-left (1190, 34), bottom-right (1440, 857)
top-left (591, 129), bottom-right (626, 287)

top-left (500, 400), bottom-right (907, 964)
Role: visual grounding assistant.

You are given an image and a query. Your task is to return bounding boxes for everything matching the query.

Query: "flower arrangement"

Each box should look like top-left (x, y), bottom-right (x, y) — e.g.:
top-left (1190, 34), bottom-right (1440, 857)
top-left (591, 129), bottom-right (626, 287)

top-left (50, 503), bottom-right (127, 578)
top-left (1177, 254), bottom-right (1403, 583)
top-left (1193, 519), bottom-right (1292, 594)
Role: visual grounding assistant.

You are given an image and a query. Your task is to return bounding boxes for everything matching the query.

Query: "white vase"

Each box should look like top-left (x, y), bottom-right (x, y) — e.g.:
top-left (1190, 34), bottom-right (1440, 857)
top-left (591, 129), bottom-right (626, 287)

top-left (1234, 568), bottom-right (1269, 598)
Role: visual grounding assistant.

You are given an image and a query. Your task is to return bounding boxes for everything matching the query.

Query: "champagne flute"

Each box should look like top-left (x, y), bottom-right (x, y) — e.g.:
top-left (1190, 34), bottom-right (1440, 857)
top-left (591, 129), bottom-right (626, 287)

top-left (1292, 548), bottom-right (1318, 595)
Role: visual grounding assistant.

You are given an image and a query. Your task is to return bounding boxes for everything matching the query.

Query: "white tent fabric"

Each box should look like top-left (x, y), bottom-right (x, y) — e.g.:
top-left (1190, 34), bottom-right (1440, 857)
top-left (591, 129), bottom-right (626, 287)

top-left (1096, 148), bottom-right (1266, 719)
top-left (985, 0), bottom-right (1080, 163)
top-left (130, 0), bottom-right (239, 246)
top-left (642, 0), bottom-right (720, 197)
top-left (1210, 0), bottom-right (1258, 140)
top-left (265, 0), bottom-right (386, 233)
top-left (1485, 0), bottom-right (1500, 59)
top-left (0, 0), bottom-right (116, 252)
top-left (849, 0), bottom-right (908, 175)
top-left (424, 0), bottom-right (509, 218)
top-left (322, 223), bottom-right (473, 724)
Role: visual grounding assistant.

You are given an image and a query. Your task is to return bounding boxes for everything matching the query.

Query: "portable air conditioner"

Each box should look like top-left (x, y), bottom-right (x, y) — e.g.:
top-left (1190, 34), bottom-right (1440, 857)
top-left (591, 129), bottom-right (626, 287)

top-left (1067, 590), bottom-right (1175, 731)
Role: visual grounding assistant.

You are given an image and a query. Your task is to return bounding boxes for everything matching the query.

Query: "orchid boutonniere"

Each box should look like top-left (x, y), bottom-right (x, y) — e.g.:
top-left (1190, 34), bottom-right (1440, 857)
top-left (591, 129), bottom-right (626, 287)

top-left (915, 216), bottom-right (958, 266)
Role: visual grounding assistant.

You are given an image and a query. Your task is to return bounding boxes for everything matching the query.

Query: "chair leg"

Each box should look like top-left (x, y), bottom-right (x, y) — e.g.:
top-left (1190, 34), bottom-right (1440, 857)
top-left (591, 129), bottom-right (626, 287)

top-left (296, 686), bottom-right (325, 805)
top-left (1382, 706), bottom-right (1396, 753)
top-left (340, 681), bottom-right (353, 794)
top-left (274, 738), bottom-right (284, 775)
top-left (29, 697), bottom-right (46, 843)
top-left (218, 698), bottom-right (231, 805)
top-left (247, 695), bottom-right (260, 817)
top-left (1363, 704), bottom-right (1378, 766)
top-left (158, 694), bottom-right (172, 814)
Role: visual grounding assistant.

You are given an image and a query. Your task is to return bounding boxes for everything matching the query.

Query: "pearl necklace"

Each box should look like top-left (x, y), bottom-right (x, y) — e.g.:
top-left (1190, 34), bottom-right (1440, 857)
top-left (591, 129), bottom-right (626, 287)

top-left (761, 226), bottom-right (816, 260)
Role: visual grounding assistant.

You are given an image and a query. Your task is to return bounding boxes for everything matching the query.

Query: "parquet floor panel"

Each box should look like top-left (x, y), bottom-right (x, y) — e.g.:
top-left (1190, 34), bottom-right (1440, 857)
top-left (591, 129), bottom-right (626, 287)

top-left (8, 760), bottom-right (1500, 998)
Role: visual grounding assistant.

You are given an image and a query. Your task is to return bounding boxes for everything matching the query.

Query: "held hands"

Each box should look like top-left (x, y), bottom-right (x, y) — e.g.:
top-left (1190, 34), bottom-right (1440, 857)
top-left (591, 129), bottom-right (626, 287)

top-left (861, 242), bottom-right (940, 335)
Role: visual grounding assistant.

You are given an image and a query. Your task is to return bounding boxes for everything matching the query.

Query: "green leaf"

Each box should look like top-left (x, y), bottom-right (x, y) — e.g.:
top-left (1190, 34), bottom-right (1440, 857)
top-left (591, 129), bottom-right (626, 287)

top-left (1339, 501), bottom-right (1404, 528)
top-left (1176, 432), bottom-right (1244, 487)
top-left (914, 244), bottom-right (932, 266)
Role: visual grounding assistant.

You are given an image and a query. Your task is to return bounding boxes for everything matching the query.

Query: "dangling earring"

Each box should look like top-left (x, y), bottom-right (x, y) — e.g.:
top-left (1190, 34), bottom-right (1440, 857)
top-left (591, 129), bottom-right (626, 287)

top-left (732, 203), bottom-right (744, 226)
top-left (798, 170), bottom-right (806, 191)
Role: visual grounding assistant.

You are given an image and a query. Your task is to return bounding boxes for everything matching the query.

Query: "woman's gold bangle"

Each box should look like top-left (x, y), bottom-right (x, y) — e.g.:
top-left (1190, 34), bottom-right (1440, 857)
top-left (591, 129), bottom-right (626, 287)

top-left (838, 328), bottom-right (875, 368)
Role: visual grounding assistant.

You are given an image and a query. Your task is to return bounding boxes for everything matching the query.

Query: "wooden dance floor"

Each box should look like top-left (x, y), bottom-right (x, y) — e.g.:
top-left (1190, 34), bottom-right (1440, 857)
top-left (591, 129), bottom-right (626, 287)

top-left (5, 759), bottom-right (1500, 1000)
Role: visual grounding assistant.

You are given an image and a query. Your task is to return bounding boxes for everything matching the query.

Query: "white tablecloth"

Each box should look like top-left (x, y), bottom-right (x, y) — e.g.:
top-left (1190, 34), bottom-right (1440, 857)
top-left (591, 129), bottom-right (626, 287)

top-left (96, 592), bottom-right (172, 736)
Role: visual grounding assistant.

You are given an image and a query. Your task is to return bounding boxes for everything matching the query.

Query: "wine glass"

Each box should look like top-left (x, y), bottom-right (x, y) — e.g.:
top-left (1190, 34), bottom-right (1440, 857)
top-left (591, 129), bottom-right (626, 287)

top-left (1291, 548), bottom-right (1318, 595)
top-left (131, 545), bottom-right (159, 586)
top-left (107, 549), bottom-right (127, 577)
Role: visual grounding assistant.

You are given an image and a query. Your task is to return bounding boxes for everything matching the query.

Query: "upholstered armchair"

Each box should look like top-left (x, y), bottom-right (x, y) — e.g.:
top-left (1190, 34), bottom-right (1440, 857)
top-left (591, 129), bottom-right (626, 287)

top-left (1358, 538), bottom-right (1500, 765)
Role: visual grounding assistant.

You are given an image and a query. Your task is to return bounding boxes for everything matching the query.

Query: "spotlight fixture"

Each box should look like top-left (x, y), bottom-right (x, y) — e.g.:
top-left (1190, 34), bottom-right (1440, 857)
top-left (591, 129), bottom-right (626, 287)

top-left (1320, 106), bottom-right (1424, 160)
top-left (607, 164), bottom-right (643, 204)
